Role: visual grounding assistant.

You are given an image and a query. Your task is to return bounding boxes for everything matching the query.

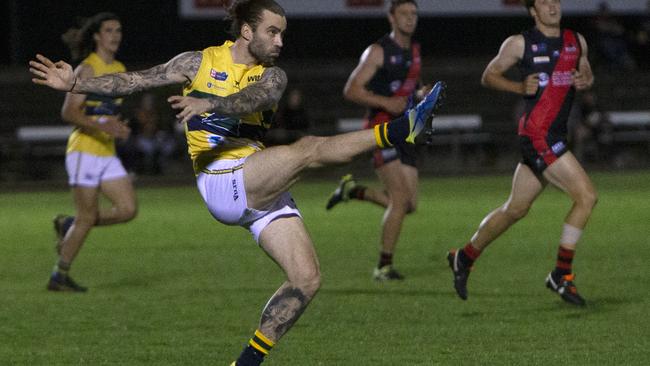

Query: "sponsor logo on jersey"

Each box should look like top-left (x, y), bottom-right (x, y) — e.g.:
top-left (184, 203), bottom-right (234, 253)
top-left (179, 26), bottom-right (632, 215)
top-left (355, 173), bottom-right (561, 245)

top-left (210, 69), bottom-right (228, 81)
top-left (533, 56), bottom-right (550, 64)
top-left (232, 178), bottom-right (239, 201)
top-left (551, 141), bottom-right (566, 155)
top-left (538, 72), bottom-right (550, 87)
top-left (565, 44), bottom-right (577, 53)
top-left (560, 43), bottom-right (579, 61)
top-left (206, 82), bottom-right (226, 91)
top-left (532, 43), bottom-right (547, 53)
top-left (390, 55), bottom-right (402, 64)
top-left (207, 134), bottom-right (225, 148)
top-left (560, 53), bottom-right (578, 62)
top-left (551, 71), bottom-right (573, 86)
top-left (389, 80), bottom-right (402, 92)
top-left (247, 74), bottom-right (261, 83)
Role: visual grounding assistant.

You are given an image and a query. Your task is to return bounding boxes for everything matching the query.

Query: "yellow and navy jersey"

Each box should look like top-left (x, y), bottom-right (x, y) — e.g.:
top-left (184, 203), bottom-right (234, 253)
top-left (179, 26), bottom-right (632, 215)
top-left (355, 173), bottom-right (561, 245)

top-left (67, 52), bottom-right (125, 156)
top-left (183, 41), bottom-right (276, 175)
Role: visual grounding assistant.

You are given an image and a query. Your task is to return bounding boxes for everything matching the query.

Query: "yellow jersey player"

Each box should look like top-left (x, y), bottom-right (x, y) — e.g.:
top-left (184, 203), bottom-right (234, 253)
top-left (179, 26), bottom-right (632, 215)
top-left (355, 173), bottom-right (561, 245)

top-left (183, 40), bottom-right (274, 175)
top-left (48, 12), bottom-right (136, 292)
top-left (30, 0), bottom-right (445, 363)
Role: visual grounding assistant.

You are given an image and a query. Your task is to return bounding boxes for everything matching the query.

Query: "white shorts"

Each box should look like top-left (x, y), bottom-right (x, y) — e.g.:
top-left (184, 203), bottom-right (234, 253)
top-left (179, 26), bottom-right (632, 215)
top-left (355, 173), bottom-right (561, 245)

top-left (66, 151), bottom-right (128, 188)
top-left (196, 157), bottom-right (301, 243)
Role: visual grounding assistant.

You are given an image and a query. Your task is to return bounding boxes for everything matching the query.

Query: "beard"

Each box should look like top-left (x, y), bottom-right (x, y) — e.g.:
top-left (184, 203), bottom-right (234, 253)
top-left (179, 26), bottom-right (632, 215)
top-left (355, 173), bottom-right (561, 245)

top-left (248, 36), bottom-right (280, 66)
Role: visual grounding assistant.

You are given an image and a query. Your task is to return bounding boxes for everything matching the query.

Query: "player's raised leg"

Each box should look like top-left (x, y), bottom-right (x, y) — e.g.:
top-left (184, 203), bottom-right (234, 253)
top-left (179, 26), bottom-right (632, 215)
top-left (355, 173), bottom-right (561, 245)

top-left (244, 82), bottom-right (445, 210)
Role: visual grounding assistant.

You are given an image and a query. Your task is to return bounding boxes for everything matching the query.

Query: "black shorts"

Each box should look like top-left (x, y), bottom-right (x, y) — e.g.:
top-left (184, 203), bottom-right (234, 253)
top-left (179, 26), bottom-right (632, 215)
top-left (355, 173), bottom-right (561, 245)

top-left (372, 143), bottom-right (418, 169)
top-left (519, 135), bottom-right (568, 175)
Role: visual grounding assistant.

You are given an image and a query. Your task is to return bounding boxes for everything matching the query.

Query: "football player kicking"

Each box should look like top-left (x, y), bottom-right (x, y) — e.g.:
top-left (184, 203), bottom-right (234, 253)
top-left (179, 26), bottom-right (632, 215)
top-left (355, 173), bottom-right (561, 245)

top-left (30, 0), bottom-right (446, 363)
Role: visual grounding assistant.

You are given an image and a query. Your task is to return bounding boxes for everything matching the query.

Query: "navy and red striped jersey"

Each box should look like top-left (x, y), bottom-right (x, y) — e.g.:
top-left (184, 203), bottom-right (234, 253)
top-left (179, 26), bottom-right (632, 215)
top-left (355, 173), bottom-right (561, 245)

top-left (366, 34), bottom-right (421, 126)
top-left (517, 28), bottom-right (581, 140)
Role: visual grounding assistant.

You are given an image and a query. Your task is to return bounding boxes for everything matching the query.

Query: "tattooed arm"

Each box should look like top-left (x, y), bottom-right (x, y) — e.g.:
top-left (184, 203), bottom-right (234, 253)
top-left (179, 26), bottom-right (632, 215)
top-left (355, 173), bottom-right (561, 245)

top-left (30, 52), bottom-right (202, 96)
top-left (168, 66), bottom-right (288, 123)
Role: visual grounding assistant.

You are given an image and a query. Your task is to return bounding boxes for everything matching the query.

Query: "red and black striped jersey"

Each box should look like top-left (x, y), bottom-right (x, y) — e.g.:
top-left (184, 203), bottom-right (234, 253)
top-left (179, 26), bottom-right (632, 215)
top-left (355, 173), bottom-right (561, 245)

top-left (366, 34), bottom-right (421, 125)
top-left (517, 28), bottom-right (581, 140)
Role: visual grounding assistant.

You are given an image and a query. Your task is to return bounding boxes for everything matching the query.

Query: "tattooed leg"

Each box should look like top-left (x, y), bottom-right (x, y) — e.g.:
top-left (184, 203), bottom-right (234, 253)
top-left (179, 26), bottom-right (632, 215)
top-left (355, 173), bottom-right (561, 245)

top-left (257, 216), bottom-right (321, 343)
top-left (259, 284), bottom-right (312, 341)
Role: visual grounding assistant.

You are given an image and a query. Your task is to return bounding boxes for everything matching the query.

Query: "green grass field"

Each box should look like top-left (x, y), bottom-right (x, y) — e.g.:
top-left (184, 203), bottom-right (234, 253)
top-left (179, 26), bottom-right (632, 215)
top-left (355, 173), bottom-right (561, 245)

top-left (1, 171), bottom-right (649, 365)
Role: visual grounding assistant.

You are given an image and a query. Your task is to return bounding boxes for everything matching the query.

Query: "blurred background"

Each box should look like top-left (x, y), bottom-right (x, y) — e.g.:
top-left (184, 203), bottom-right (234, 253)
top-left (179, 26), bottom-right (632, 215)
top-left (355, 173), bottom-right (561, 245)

top-left (1, 0), bottom-right (649, 184)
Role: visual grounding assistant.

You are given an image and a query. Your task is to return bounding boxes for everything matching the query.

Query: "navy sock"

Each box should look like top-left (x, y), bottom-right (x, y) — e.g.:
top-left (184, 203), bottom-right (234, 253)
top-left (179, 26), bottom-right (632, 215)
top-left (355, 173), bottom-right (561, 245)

top-left (62, 216), bottom-right (75, 235)
top-left (374, 115), bottom-right (409, 148)
top-left (236, 345), bottom-right (264, 366)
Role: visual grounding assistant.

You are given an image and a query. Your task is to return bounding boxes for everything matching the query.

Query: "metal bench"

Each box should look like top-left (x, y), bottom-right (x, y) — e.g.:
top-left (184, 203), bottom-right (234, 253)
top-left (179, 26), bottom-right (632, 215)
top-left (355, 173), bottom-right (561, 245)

top-left (12, 125), bottom-right (72, 179)
top-left (606, 111), bottom-right (650, 143)
top-left (15, 125), bottom-right (72, 158)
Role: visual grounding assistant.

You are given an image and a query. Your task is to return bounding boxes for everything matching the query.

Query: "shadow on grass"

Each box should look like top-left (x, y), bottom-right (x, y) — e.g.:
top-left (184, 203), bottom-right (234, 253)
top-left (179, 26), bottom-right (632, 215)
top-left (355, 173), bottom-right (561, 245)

top-left (96, 272), bottom-right (184, 290)
top-left (528, 294), bottom-right (639, 317)
top-left (320, 287), bottom-right (449, 297)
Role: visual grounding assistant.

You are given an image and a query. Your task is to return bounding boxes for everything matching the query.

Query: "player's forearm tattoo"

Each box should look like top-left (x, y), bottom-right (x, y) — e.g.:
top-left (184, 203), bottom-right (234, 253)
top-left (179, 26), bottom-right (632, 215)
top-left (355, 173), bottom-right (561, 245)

top-left (206, 67), bottom-right (287, 116)
top-left (75, 51), bottom-right (202, 96)
top-left (260, 286), bottom-right (308, 339)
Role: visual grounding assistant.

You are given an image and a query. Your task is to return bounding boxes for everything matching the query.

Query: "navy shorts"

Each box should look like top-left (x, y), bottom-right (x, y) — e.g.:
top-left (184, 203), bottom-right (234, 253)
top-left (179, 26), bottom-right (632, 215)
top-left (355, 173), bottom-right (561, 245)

top-left (519, 135), bottom-right (568, 175)
top-left (372, 143), bottom-right (418, 169)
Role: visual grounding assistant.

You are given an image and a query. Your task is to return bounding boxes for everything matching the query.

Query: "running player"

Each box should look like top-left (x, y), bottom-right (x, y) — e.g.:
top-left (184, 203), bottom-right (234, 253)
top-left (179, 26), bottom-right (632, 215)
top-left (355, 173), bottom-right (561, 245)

top-left (48, 12), bottom-right (136, 292)
top-left (326, 0), bottom-right (430, 281)
top-left (447, 0), bottom-right (596, 306)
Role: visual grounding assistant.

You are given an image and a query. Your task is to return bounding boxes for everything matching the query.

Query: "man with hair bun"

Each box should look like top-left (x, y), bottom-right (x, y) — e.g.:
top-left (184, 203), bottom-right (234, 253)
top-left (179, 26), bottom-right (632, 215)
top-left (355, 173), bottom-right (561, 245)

top-left (30, 0), bottom-right (445, 363)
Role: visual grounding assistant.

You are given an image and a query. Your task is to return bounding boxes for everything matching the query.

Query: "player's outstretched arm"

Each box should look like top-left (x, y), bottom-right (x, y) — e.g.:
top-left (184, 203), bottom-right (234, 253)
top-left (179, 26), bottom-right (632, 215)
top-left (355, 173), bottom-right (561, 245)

top-left (30, 55), bottom-right (75, 91)
top-left (30, 51), bottom-right (202, 97)
top-left (168, 66), bottom-right (287, 124)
